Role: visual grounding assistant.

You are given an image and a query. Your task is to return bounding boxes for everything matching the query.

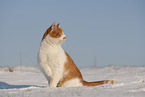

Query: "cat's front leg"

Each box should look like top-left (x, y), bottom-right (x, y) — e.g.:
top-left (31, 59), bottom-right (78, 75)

top-left (43, 64), bottom-right (52, 77)
top-left (49, 77), bottom-right (60, 87)
top-left (49, 71), bottom-right (62, 87)
top-left (49, 78), bottom-right (54, 87)
top-left (39, 63), bottom-right (52, 82)
top-left (38, 54), bottom-right (52, 78)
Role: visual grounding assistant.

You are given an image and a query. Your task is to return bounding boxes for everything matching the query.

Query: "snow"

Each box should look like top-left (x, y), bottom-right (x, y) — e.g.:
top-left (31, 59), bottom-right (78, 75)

top-left (0, 66), bottom-right (145, 97)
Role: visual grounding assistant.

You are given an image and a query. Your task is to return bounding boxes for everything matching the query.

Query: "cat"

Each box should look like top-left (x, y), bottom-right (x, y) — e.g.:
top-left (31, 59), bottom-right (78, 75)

top-left (37, 22), bottom-right (117, 87)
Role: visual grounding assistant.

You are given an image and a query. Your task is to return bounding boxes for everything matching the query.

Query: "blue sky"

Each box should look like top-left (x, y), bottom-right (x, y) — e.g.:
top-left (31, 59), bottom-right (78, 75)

top-left (0, 0), bottom-right (145, 67)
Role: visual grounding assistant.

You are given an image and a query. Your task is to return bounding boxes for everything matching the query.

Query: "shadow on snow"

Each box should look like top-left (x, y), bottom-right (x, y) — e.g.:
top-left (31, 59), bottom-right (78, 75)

top-left (0, 81), bottom-right (46, 89)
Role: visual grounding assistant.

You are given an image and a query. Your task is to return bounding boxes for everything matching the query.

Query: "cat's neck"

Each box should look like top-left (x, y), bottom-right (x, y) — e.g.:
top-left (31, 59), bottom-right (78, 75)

top-left (40, 39), bottom-right (62, 49)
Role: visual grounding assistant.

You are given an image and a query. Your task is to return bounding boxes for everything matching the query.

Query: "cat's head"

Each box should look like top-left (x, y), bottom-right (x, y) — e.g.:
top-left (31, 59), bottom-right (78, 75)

top-left (42, 22), bottom-right (66, 45)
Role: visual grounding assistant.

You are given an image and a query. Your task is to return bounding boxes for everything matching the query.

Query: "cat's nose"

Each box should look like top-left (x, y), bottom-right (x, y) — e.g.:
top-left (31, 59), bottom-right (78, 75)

top-left (63, 36), bottom-right (66, 40)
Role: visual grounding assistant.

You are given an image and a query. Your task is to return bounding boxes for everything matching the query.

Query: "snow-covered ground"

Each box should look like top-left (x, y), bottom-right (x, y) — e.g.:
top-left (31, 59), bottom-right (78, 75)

top-left (0, 66), bottom-right (145, 97)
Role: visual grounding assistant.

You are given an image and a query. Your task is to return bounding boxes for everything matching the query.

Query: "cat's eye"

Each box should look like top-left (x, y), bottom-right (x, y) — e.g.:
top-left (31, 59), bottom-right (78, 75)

top-left (56, 33), bottom-right (61, 37)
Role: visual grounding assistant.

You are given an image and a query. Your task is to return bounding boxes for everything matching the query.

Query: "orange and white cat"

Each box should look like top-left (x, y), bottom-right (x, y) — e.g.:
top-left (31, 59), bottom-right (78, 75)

top-left (37, 22), bottom-right (117, 87)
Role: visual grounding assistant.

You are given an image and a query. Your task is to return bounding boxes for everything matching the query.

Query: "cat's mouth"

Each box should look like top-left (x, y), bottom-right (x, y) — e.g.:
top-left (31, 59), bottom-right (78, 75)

top-left (58, 38), bottom-right (66, 44)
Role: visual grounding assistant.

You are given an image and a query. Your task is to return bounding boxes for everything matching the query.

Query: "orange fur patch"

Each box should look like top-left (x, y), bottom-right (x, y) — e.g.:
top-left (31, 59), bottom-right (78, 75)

top-left (42, 23), bottom-right (64, 41)
top-left (83, 80), bottom-right (117, 86)
top-left (58, 52), bottom-right (83, 86)
top-left (58, 52), bottom-right (117, 87)
top-left (42, 25), bottom-right (52, 41)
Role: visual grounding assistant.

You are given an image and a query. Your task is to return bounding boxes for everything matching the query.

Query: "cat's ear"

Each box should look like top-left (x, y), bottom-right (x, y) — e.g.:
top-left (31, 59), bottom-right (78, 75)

top-left (50, 22), bottom-right (56, 32)
top-left (52, 22), bottom-right (56, 26)
top-left (57, 23), bottom-right (60, 28)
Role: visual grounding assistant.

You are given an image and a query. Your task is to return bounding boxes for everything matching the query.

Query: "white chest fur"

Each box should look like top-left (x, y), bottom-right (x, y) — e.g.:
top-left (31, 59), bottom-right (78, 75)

top-left (45, 45), bottom-right (66, 74)
top-left (37, 40), bottom-right (67, 87)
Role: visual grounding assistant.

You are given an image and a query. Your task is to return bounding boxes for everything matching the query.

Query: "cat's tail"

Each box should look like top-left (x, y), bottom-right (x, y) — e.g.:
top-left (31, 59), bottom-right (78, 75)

top-left (82, 80), bottom-right (117, 86)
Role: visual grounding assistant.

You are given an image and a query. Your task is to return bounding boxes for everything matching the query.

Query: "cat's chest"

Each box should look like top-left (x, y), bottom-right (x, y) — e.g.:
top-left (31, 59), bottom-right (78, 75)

top-left (46, 46), bottom-right (66, 66)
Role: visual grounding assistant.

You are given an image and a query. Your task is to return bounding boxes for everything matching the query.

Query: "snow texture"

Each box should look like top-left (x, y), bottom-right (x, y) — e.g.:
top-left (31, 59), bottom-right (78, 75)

top-left (0, 66), bottom-right (145, 97)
